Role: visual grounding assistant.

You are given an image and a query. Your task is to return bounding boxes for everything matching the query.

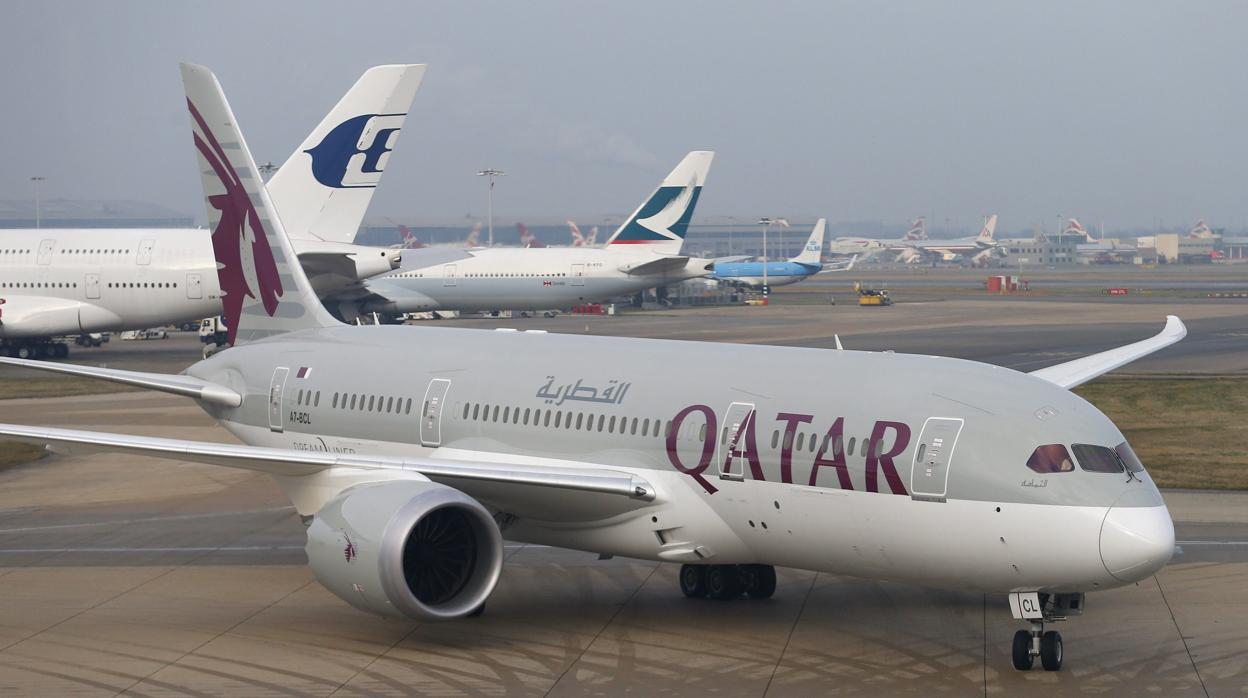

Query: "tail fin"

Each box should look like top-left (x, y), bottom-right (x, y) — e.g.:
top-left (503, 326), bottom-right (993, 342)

top-left (606, 151), bottom-right (713, 253)
top-left (182, 63), bottom-right (340, 345)
top-left (905, 217), bottom-right (926, 240)
top-left (568, 220), bottom-right (586, 246)
top-left (266, 65), bottom-right (426, 243)
top-left (465, 221), bottom-right (482, 247)
top-left (1189, 220), bottom-right (1212, 238)
top-left (977, 214), bottom-right (998, 244)
top-left (1063, 218), bottom-right (1086, 237)
top-left (587, 226), bottom-right (598, 246)
top-left (791, 218), bottom-right (826, 264)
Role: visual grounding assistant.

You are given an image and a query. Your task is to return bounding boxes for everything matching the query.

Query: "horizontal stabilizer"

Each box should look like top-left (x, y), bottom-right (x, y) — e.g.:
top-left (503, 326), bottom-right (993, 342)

top-left (0, 357), bottom-right (240, 407)
top-left (0, 424), bottom-right (657, 501)
top-left (1029, 316), bottom-right (1186, 389)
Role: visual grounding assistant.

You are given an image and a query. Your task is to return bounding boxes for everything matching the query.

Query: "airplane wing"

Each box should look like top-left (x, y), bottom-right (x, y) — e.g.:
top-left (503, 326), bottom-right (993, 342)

top-left (708, 255), bottom-right (751, 266)
top-left (1029, 316), bottom-right (1186, 389)
top-left (820, 254), bottom-right (858, 272)
top-left (617, 255), bottom-right (693, 276)
top-left (0, 423), bottom-right (657, 501)
top-left (0, 356), bottom-right (241, 406)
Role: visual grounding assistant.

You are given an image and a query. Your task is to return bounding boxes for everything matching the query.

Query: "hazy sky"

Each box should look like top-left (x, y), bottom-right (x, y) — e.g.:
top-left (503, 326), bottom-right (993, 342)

top-left (3, 1), bottom-right (1246, 233)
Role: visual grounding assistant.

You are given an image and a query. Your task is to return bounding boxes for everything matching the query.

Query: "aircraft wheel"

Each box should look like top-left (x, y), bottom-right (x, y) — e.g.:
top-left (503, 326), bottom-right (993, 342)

top-left (1012, 630), bottom-right (1034, 671)
top-left (17, 346), bottom-right (32, 360)
top-left (706, 565), bottom-right (741, 600)
top-left (742, 564), bottom-right (777, 599)
top-left (679, 564), bottom-right (708, 598)
top-left (1040, 631), bottom-right (1063, 671)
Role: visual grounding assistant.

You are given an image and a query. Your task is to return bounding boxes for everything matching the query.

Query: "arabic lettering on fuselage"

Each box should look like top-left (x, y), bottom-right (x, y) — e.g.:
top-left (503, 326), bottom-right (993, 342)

top-left (536, 376), bottom-right (632, 407)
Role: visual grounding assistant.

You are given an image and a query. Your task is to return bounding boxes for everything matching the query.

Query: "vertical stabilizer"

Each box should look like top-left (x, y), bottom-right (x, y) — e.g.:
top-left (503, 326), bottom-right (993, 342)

top-left (606, 151), bottom-right (713, 253)
top-left (905, 217), bottom-right (927, 240)
top-left (791, 218), bottom-right (827, 264)
top-left (182, 63), bottom-right (340, 345)
top-left (977, 214), bottom-right (998, 244)
top-left (266, 65), bottom-right (426, 243)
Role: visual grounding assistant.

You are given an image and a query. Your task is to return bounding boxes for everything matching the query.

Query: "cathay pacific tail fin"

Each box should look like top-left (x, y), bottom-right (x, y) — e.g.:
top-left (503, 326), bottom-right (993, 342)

top-left (182, 63), bottom-right (341, 346)
top-left (606, 151), bottom-right (713, 253)
top-left (266, 65), bottom-right (425, 243)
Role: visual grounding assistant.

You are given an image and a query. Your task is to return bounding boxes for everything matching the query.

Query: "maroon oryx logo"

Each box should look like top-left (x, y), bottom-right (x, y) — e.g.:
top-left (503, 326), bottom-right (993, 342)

top-left (187, 98), bottom-right (284, 345)
top-left (343, 533), bottom-right (358, 563)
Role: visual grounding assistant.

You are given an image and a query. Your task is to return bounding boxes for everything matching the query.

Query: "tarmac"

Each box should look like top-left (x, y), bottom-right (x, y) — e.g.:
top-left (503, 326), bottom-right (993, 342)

top-left (0, 294), bottom-right (1246, 695)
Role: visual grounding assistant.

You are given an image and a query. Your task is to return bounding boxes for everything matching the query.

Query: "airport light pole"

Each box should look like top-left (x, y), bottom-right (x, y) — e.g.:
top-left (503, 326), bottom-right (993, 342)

top-left (758, 217), bottom-right (775, 295)
top-left (476, 168), bottom-right (505, 246)
top-left (30, 176), bottom-right (45, 229)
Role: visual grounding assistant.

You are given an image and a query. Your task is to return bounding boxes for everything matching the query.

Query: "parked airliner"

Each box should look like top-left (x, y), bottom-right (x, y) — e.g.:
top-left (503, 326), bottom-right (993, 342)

top-left (709, 219), bottom-right (855, 288)
top-left (0, 64), bottom-right (424, 358)
top-left (895, 214), bottom-right (1000, 264)
top-left (826, 216), bottom-right (926, 258)
top-left (0, 66), bottom-right (1182, 674)
top-left (344, 151), bottom-right (720, 317)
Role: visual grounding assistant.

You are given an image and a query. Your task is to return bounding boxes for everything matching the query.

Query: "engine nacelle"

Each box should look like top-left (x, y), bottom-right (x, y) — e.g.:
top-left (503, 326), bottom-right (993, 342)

top-left (306, 480), bottom-right (503, 620)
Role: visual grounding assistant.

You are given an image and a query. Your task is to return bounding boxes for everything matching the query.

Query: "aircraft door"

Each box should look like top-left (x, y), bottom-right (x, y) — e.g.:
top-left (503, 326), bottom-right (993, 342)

top-left (84, 274), bottom-right (101, 300)
top-left (137, 239), bottom-right (156, 265)
top-left (443, 264), bottom-right (458, 287)
top-left (186, 273), bottom-right (203, 299)
top-left (37, 239), bottom-right (55, 266)
top-left (909, 417), bottom-right (964, 501)
top-left (268, 367), bottom-right (290, 433)
top-left (419, 378), bottom-right (452, 446)
top-left (717, 401), bottom-right (756, 481)
top-left (570, 264), bottom-right (586, 286)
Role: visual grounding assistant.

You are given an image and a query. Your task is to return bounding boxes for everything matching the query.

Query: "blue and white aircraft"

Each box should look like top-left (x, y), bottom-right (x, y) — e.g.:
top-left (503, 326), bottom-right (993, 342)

top-left (710, 219), bottom-right (855, 289)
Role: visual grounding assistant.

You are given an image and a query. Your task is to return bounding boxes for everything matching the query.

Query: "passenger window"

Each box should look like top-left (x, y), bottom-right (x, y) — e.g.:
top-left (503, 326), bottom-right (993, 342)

top-left (809, 433), bottom-right (817, 452)
top-left (1026, 444), bottom-right (1075, 473)
top-left (332, 393), bottom-right (339, 409)
top-left (503, 406), bottom-right (511, 423)
top-left (848, 437), bottom-right (856, 455)
top-left (771, 430), bottom-right (779, 449)
top-left (368, 395), bottom-right (375, 411)
top-left (544, 410), bottom-right (552, 427)
top-left (1115, 442), bottom-right (1146, 473)
top-left (698, 423), bottom-right (706, 441)
top-left (523, 407), bottom-right (531, 425)
top-left (482, 404), bottom-right (490, 421)
top-left (463, 403), bottom-right (470, 419)
top-left (314, 392), bottom-right (320, 407)
top-left (665, 421), bottom-right (673, 438)
top-left (642, 418), bottom-right (650, 436)
top-left (796, 433), bottom-right (805, 451)
top-left (350, 394), bottom-right (357, 410)
top-left (492, 405), bottom-right (499, 422)
top-left (386, 396), bottom-right (394, 413)
top-left (1073, 444), bottom-right (1124, 473)
top-left (473, 403), bottom-right (480, 420)
top-left (783, 431), bottom-right (793, 451)
top-left (576, 413), bottom-right (584, 429)
top-left (554, 411), bottom-right (562, 428)
top-left (596, 415), bottom-right (605, 431)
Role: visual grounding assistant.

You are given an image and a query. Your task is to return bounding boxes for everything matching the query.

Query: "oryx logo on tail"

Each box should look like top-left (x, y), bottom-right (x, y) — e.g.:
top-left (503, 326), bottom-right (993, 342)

top-left (305, 113), bottom-right (405, 188)
top-left (187, 98), bottom-right (283, 345)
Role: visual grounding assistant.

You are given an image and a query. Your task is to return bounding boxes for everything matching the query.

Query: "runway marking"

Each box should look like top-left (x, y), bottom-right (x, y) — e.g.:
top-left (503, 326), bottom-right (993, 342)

top-left (0, 544), bottom-right (541, 553)
top-left (0, 507), bottom-right (296, 534)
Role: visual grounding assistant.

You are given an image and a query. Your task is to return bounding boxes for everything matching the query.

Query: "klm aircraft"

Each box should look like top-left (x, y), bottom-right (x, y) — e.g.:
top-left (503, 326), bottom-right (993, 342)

top-left (710, 219), bottom-right (854, 289)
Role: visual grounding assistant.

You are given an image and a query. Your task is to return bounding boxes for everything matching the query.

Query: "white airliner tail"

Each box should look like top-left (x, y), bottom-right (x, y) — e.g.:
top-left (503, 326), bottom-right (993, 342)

top-left (182, 63), bottom-right (341, 345)
top-left (606, 151), bottom-right (713, 254)
top-left (976, 214), bottom-right (998, 244)
top-left (791, 218), bottom-right (826, 265)
top-left (266, 65), bottom-right (426, 243)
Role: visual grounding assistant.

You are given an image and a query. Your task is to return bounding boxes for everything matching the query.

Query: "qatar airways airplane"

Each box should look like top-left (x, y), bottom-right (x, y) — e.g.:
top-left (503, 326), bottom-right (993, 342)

top-left (0, 64), bottom-right (424, 358)
top-left (325, 151), bottom-right (721, 317)
top-left (0, 66), bottom-right (1183, 674)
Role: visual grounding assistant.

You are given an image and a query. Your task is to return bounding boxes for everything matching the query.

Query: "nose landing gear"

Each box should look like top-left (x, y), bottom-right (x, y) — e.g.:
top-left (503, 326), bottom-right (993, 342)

top-left (1012, 624), bottom-right (1063, 671)
top-left (1008, 591), bottom-right (1082, 672)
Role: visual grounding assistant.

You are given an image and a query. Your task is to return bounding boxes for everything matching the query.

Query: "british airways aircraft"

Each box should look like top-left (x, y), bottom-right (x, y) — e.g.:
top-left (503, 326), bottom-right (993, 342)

top-left (0, 66), bottom-right (1182, 674)
top-left (0, 65), bottom-right (424, 358)
top-left (709, 219), bottom-right (855, 288)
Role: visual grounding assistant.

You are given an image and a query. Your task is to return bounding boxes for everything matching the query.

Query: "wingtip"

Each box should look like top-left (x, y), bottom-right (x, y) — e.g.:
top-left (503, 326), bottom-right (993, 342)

top-left (1164, 315), bottom-right (1187, 339)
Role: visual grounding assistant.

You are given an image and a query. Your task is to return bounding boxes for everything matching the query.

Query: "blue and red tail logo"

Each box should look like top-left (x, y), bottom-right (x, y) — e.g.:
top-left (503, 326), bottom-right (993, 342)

top-left (188, 98), bottom-right (284, 344)
top-left (305, 114), bottom-right (404, 189)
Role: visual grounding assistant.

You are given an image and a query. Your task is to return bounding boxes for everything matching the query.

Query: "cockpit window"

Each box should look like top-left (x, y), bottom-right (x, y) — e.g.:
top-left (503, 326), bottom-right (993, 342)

top-left (1072, 444), bottom-right (1125, 473)
top-left (1026, 444), bottom-right (1074, 473)
top-left (1114, 442), bottom-right (1146, 473)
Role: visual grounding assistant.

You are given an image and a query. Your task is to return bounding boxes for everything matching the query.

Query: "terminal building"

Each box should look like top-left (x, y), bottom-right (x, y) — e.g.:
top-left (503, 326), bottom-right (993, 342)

top-left (0, 199), bottom-right (194, 229)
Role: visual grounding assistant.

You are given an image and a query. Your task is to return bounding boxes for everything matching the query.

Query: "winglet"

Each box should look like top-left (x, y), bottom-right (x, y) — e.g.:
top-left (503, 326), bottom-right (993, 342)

top-left (1029, 316), bottom-right (1187, 389)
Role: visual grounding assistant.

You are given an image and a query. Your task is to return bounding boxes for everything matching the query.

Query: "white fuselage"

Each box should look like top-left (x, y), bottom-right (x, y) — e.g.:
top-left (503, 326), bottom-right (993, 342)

top-left (0, 228), bottom-right (222, 338)
top-left (369, 244), bottom-right (709, 312)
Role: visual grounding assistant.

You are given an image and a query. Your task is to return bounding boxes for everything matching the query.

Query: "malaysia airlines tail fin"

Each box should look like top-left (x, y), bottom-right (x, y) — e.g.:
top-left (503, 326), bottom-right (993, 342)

top-left (606, 151), bottom-right (713, 253)
top-left (266, 65), bottom-right (426, 244)
top-left (182, 63), bottom-right (341, 346)
top-left (790, 218), bottom-right (827, 265)
top-left (977, 214), bottom-right (998, 244)
top-left (905, 217), bottom-right (927, 240)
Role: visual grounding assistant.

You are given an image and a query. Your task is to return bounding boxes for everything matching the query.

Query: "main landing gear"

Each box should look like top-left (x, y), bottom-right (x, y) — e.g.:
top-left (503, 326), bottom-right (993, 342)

top-left (679, 564), bottom-right (776, 600)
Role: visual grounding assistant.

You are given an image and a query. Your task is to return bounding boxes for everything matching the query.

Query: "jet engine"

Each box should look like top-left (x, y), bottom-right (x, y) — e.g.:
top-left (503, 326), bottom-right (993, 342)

top-left (306, 480), bottom-right (503, 620)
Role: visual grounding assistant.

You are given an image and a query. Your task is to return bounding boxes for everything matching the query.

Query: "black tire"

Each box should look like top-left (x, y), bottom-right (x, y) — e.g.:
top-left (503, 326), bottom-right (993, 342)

top-left (706, 565), bottom-right (741, 600)
top-left (743, 564), bottom-right (777, 599)
top-left (1040, 631), bottom-right (1063, 671)
top-left (1012, 630), bottom-right (1034, 671)
top-left (679, 564), bottom-right (708, 598)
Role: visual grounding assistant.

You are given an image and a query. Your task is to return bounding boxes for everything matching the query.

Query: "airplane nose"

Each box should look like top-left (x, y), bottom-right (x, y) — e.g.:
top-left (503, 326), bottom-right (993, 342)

top-left (1100, 492), bottom-right (1175, 583)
